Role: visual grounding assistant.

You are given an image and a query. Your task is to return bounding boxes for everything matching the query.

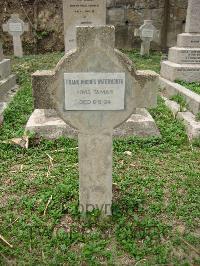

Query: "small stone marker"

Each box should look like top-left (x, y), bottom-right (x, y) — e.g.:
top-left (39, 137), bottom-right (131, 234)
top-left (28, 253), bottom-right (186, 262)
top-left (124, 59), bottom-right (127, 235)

top-left (134, 20), bottom-right (160, 56)
top-left (2, 14), bottom-right (29, 58)
top-left (32, 26), bottom-right (159, 215)
top-left (161, 0), bottom-right (200, 82)
top-left (62, 0), bottom-right (106, 53)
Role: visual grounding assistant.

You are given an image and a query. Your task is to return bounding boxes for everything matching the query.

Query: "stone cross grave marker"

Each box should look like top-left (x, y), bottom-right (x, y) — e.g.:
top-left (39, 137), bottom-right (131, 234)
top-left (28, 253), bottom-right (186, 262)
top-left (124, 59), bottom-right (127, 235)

top-left (32, 26), bottom-right (159, 215)
top-left (135, 20), bottom-right (160, 56)
top-left (2, 14), bottom-right (29, 58)
top-left (62, 0), bottom-right (106, 53)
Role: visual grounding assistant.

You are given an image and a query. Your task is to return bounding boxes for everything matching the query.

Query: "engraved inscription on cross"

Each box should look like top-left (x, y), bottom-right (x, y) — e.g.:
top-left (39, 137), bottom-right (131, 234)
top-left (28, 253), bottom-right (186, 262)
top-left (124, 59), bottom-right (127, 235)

top-left (2, 14), bottom-right (29, 58)
top-left (135, 20), bottom-right (160, 56)
top-left (32, 26), bottom-right (159, 215)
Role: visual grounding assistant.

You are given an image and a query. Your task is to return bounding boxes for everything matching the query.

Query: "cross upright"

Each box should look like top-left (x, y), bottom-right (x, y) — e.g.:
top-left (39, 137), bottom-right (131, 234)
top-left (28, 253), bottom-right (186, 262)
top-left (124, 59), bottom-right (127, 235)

top-left (32, 26), bottom-right (159, 215)
top-left (2, 14), bottom-right (29, 58)
top-left (135, 20), bottom-right (160, 56)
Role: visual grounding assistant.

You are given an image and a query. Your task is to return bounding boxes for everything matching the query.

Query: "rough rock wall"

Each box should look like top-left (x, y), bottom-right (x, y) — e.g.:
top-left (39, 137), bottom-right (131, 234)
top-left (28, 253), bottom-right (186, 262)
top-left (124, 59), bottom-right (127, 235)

top-left (0, 0), bottom-right (64, 54)
top-left (107, 0), bottom-right (188, 49)
top-left (0, 0), bottom-right (188, 54)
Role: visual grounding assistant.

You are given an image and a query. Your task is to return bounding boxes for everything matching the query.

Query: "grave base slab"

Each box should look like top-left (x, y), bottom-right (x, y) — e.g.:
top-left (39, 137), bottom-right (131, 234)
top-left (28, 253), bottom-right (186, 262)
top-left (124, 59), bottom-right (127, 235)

top-left (162, 96), bottom-right (200, 141)
top-left (0, 102), bottom-right (7, 125)
top-left (160, 61), bottom-right (200, 82)
top-left (0, 59), bottom-right (11, 80)
top-left (159, 77), bottom-right (200, 115)
top-left (168, 47), bottom-right (200, 64)
top-left (177, 33), bottom-right (200, 48)
top-left (0, 84), bottom-right (19, 125)
top-left (177, 112), bottom-right (200, 140)
top-left (0, 75), bottom-right (17, 100)
top-left (25, 108), bottom-right (160, 139)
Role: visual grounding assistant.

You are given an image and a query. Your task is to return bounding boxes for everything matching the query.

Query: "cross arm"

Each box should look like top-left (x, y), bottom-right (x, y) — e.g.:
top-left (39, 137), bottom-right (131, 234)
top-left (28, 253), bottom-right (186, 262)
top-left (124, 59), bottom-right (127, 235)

top-left (32, 70), bottom-right (55, 109)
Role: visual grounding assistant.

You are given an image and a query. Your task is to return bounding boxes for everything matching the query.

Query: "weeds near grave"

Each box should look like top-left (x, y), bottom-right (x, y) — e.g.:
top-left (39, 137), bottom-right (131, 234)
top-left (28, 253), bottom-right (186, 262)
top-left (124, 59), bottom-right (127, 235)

top-left (35, 30), bottom-right (52, 40)
top-left (176, 80), bottom-right (200, 95)
top-left (193, 137), bottom-right (200, 147)
top-left (0, 52), bottom-right (199, 265)
top-left (122, 49), bottom-right (162, 73)
top-left (170, 94), bottom-right (188, 112)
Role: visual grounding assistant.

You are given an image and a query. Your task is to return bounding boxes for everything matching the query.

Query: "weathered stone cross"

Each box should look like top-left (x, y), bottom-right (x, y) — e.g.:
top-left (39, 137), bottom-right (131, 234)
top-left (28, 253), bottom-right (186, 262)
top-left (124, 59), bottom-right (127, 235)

top-left (2, 14), bottom-right (29, 58)
top-left (135, 20), bottom-right (160, 56)
top-left (32, 26), bottom-right (159, 215)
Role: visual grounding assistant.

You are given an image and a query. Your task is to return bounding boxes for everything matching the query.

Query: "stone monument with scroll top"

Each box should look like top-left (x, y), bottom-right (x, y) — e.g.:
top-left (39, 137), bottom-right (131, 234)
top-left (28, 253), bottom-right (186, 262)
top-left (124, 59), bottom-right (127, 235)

top-left (29, 26), bottom-right (159, 214)
top-left (62, 0), bottom-right (106, 53)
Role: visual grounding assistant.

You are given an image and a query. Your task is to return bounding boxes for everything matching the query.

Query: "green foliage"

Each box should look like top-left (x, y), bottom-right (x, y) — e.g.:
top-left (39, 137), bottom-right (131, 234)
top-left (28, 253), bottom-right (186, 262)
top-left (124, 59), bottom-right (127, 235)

top-left (123, 49), bottom-right (162, 73)
top-left (176, 80), bottom-right (200, 95)
top-left (170, 94), bottom-right (188, 112)
top-left (0, 52), bottom-right (199, 265)
top-left (193, 137), bottom-right (200, 147)
top-left (36, 30), bottom-right (53, 40)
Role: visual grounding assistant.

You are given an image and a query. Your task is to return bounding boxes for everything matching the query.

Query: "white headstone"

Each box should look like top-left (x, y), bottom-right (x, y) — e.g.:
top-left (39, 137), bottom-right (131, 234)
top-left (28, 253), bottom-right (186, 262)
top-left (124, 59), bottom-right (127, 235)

top-left (2, 14), bottom-right (29, 58)
top-left (32, 26), bottom-right (159, 215)
top-left (62, 0), bottom-right (106, 53)
top-left (134, 20), bottom-right (160, 56)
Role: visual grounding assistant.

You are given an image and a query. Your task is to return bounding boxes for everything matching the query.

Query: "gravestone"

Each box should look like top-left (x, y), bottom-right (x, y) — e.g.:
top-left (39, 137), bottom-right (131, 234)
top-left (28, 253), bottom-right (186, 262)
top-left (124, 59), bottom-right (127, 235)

top-left (161, 0), bottom-right (200, 82)
top-left (62, 0), bottom-right (106, 53)
top-left (30, 26), bottom-right (159, 214)
top-left (2, 14), bottom-right (29, 58)
top-left (185, 0), bottom-right (200, 33)
top-left (134, 20), bottom-right (160, 56)
top-left (0, 40), bottom-right (18, 125)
